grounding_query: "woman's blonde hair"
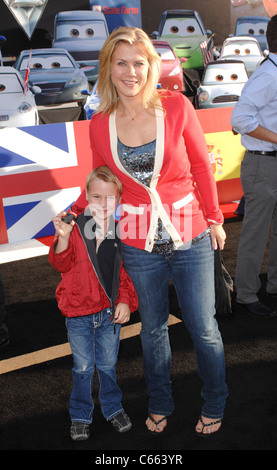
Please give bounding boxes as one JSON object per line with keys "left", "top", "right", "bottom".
{"left": 96, "top": 26, "right": 162, "bottom": 115}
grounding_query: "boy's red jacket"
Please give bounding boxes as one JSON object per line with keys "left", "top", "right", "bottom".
{"left": 48, "top": 213, "right": 138, "bottom": 318}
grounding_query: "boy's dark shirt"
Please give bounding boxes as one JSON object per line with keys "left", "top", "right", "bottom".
{"left": 76, "top": 213, "right": 119, "bottom": 299}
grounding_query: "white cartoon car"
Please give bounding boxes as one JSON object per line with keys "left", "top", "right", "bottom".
{"left": 0, "top": 66, "right": 40, "bottom": 128}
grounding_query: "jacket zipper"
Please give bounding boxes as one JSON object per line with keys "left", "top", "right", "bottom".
{"left": 76, "top": 223, "right": 116, "bottom": 332}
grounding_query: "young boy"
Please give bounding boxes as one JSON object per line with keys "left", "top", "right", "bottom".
{"left": 49, "top": 166, "right": 138, "bottom": 441}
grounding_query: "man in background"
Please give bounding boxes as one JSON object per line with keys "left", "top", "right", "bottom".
{"left": 231, "top": 15, "right": 277, "bottom": 318}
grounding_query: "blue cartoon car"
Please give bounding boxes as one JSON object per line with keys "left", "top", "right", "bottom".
{"left": 234, "top": 16, "right": 270, "bottom": 51}
{"left": 52, "top": 10, "right": 109, "bottom": 83}
{"left": 14, "top": 48, "right": 89, "bottom": 106}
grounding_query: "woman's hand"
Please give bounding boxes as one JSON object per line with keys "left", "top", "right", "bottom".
{"left": 210, "top": 224, "right": 226, "bottom": 251}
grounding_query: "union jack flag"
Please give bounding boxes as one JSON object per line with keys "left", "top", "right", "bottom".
{"left": 200, "top": 35, "right": 215, "bottom": 67}
{"left": 0, "top": 121, "right": 92, "bottom": 244}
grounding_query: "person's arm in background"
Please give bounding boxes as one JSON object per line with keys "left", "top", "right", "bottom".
{"left": 246, "top": 125, "right": 277, "bottom": 143}
{"left": 231, "top": 71, "right": 276, "bottom": 141}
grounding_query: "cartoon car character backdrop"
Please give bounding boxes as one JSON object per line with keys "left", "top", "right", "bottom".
{"left": 152, "top": 10, "right": 214, "bottom": 70}
{"left": 234, "top": 16, "right": 270, "bottom": 50}
{"left": 89, "top": 0, "right": 142, "bottom": 32}
{"left": 52, "top": 10, "right": 109, "bottom": 83}
{"left": 14, "top": 48, "right": 90, "bottom": 105}
{"left": 219, "top": 36, "right": 265, "bottom": 75}
{"left": 196, "top": 59, "right": 248, "bottom": 109}
{"left": 230, "top": 0, "right": 276, "bottom": 49}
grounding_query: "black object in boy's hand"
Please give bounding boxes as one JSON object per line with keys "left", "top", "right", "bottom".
{"left": 62, "top": 211, "right": 77, "bottom": 224}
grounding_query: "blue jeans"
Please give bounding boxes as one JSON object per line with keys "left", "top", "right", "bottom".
{"left": 121, "top": 235, "right": 228, "bottom": 419}
{"left": 66, "top": 309, "right": 123, "bottom": 424}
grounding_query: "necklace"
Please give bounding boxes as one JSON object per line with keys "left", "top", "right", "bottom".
{"left": 126, "top": 110, "right": 136, "bottom": 121}
{"left": 124, "top": 106, "right": 142, "bottom": 121}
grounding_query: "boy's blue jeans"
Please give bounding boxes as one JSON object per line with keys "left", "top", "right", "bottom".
{"left": 121, "top": 235, "right": 228, "bottom": 420}
{"left": 66, "top": 309, "right": 124, "bottom": 424}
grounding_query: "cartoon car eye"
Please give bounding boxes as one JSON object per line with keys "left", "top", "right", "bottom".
{"left": 33, "top": 63, "right": 42, "bottom": 68}
{"left": 170, "top": 26, "right": 179, "bottom": 34}
{"left": 70, "top": 28, "right": 79, "bottom": 38}
{"left": 162, "top": 17, "right": 202, "bottom": 37}
{"left": 248, "top": 29, "right": 254, "bottom": 35}
{"left": 216, "top": 75, "right": 224, "bottom": 81}
{"left": 258, "top": 29, "right": 265, "bottom": 35}
{"left": 51, "top": 62, "right": 61, "bottom": 68}
{"left": 230, "top": 74, "right": 238, "bottom": 81}
{"left": 86, "top": 28, "right": 94, "bottom": 37}
{"left": 187, "top": 25, "right": 195, "bottom": 33}
{"left": 0, "top": 84, "right": 5, "bottom": 92}
{"left": 234, "top": 49, "right": 241, "bottom": 55}
{"left": 245, "top": 48, "right": 251, "bottom": 55}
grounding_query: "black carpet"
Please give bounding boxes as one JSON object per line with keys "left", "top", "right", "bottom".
{"left": 1, "top": 217, "right": 277, "bottom": 451}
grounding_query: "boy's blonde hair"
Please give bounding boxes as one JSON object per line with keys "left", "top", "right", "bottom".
{"left": 85, "top": 165, "right": 123, "bottom": 195}
{"left": 96, "top": 26, "right": 162, "bottom": 115}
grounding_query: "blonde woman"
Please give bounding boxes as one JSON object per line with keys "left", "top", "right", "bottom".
{"left": 73, "top": 26, "right": 228, "bottom": 437}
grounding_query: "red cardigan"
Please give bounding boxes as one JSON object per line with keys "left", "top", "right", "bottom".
{"left": 73, "top": 91, "right": 223, "bottom": 251}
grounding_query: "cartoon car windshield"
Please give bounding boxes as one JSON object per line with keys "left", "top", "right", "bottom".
{"left": 161, "top": 17, "right": 203, "bottom": 37}
{"left": 154, "top": 45, "right": 176, "bottom": 61}
{"left": 55, "top": 20, "right": 107, "bottom": 41}
{"left": 222, "top": 40, "right": 261, "bottom": 57}
{"left": 19, "top": 53, "right": 74, "bottom": 70}
{"left": 203, "top": 63, "right": 248, "bottom": 85}
{"left": 236, "top": 21, "right": 267, "bottom": 37}
{"left": 0, "top": 73, "right": 23, "bottom": 93}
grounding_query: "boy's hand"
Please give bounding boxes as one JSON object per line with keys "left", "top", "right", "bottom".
{"left": 52, "top": 212, "right": 75, "bottom": 253}
{"left": 52, "top": 211, "right": 75, "bottom": 239}
{"left": 114, "top": 303, "right": 130, "bottom": 324}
